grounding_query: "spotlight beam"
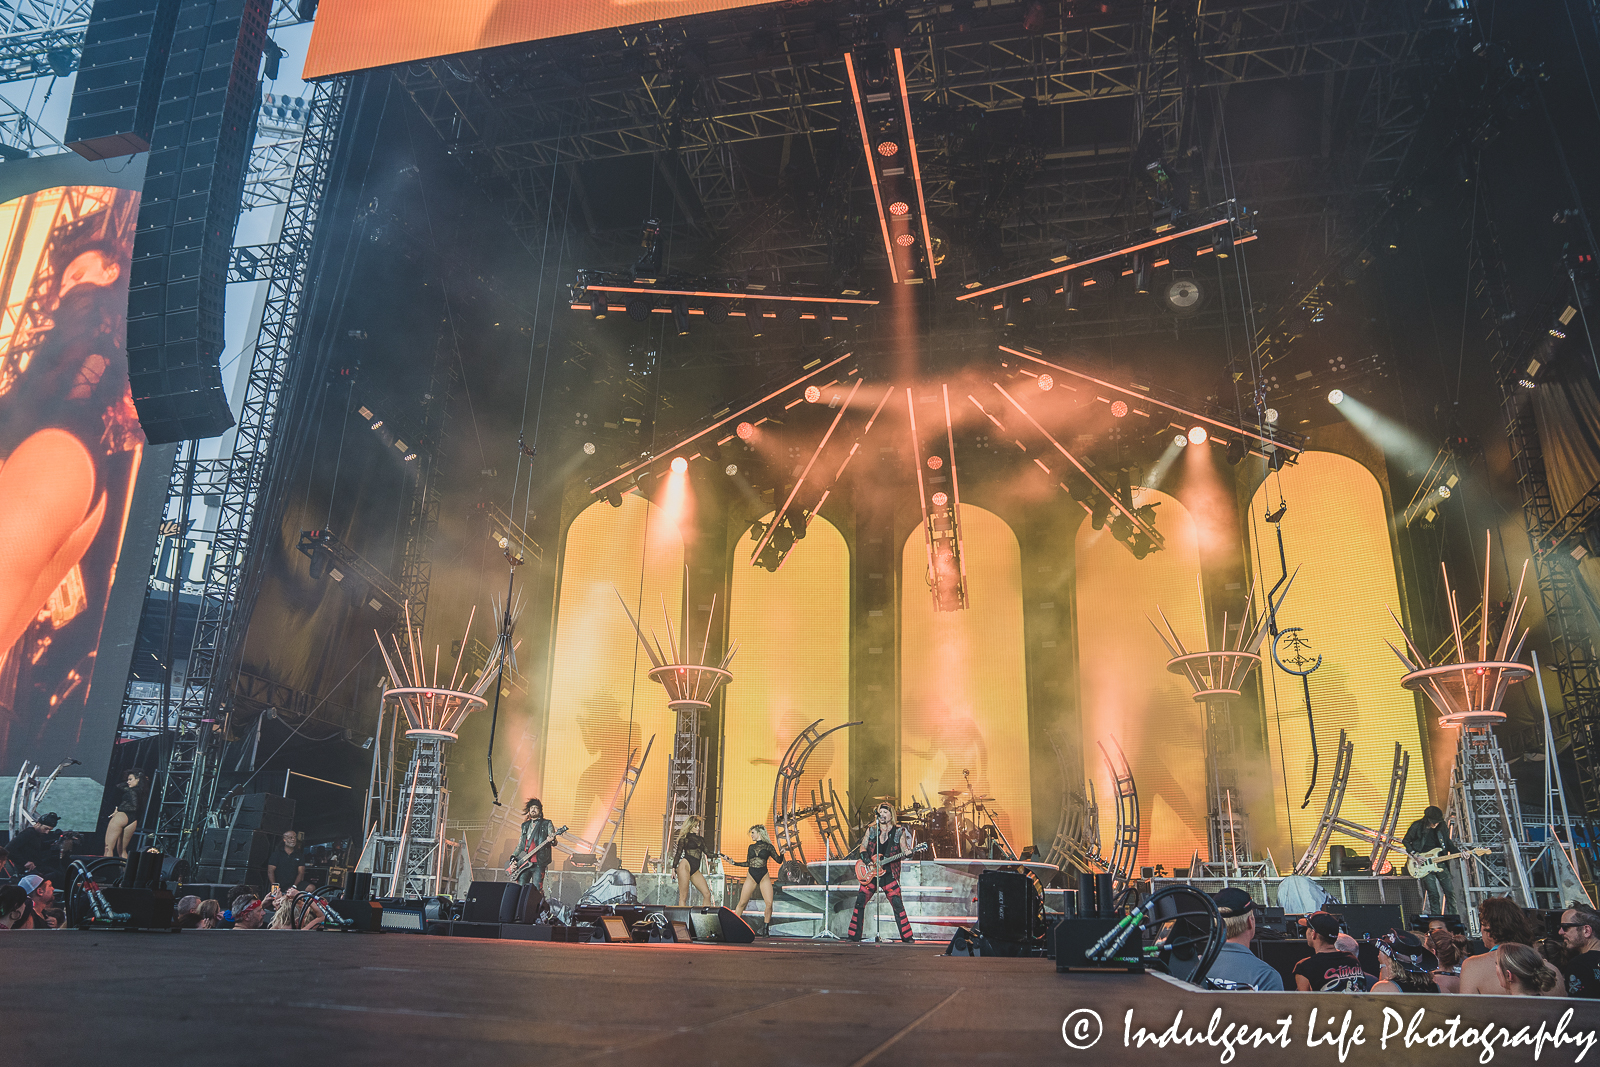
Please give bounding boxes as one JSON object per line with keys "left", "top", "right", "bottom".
{"left": 590, "top": 351, "right": 854, "bottom": 495}
{"left": 993, "top": 382, "right": 1164, "bottom": 547}
{"left": 749, "top": 376, "right": 864, "bottom": 566}
{"left": 1001, "top": 346, "right": 1302, "bottom": 457}
{"left": 811, "top": 383, "right": 896, "bottom": 518}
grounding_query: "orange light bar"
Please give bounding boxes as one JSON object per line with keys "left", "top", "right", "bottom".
{"left": 956, "top": 216, "right": 1233, "bottom": 302}
{"left": 750, "top": 376, "right": 865, "bottom": 565}
{"left": 844, "top": 51, "right": 899, "bottom": 284}
{"left": 999, "top": 345, "right": 1300, "bottom": 454}
{"left": 585, "top": 285, "right": 877, "bottom": 306}
{"left": 589, "top": 351, "right": 855, "bottom": 495}
{"left": 894, "top": 47, "right": 936, "bottom": 282}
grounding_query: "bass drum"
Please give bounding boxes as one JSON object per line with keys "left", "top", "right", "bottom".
{"left": 924, "top": 810, "right": 962, "bottom": 859}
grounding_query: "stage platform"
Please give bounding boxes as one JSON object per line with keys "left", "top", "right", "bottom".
{"left": 8, "top": 929, "right": 1595, "bottom": 1067}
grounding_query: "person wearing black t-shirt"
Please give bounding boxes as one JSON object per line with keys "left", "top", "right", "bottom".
{"left": 1559, "top": 906, "right": 1600, "bottom": 997}
{"left": 731, "top": 824, "right": 782, "bottom": 931}
{"left": 1402, "top": 805, "right": 1463, "bottom": 918}
{"left": 266, "top": 830, "right": 305, "bottom": 892}
{"left": 1292, "top": 912, "right": 1374, "bottom": 992}
{"left": 673, "top": 816, "right": 713, "bottom": 907}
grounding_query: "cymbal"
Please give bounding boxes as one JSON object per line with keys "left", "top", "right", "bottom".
{"left": 872, "top": 795, "right": 898, "bottom": 802}
{"left": 937, "top": 789, "right": 969, "bottom": 797}
{"left": 969, "top": 796, "right": 996, "bottom": 803}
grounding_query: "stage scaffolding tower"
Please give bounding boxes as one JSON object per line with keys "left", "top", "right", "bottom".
{"left": 118, "top": 75, "right": 351, "bottom": 859}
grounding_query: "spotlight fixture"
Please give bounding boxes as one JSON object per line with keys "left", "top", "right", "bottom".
{"left": 1063, "top": 277, "right": 1079, "bottom": 312}
{"left": 626, "top": 297, "right": 652, "bottom": 322}
{"left": 1133, "top": 255, "right": 1149, "bottom": 295}
{"left": 705, "top": 300, "right": 730, "bottom": 324}
{"left": 583, "top": 442, "right": 597, "bottom": 455}
{"left": 1212, "top": 231, "right": 1233, "bottom": 259}
{"left": 1518, "top": 378, "right": 1537, "bottom": 390}
{"left": 1264, "top": 407, "right": 1279, "bottom": 424}
{"left": 370, "top": 419, "right": 383, "bottom": 429}
{"left": 1174, "top": 433, "right": 1189, "bottom": 448}
{"left": 590, "top": 293, "right": 607, "bottom": 320}
{"left": 402, "top": 452, "right": 417, "bottom": 462}
{"left": 932, "top": 491, "right": 949, "bottom": 507}
{"left": 889, "top": 201, "right": 909, "bottom": 216}
{"left": 926, "top": 455, "right": 943, "bottom": 470}
{"left": 724, "top": 463, "right": 738, "bottom": 476}
{"left": 670, "top": 456, "right": 688, "bottom": 474}
{"left": 1187, "top": 425, "right": 1208, "bottom": 446}
{"left": 605, "top": 487, "right": 624, "bottom": 508}
{"left": 1037, "top": 374, "right": 1054, "bottom": 391}
{"left": 804, "top": 385, "right": 822, "bottom": 403}
{"left": 671, "top": 296, "right": 691, "bottom": 336}
{"left": 777, "top": 303, "right": 801, "bottom": 327}
{"left": 1225, "top": 438, "right": 1247, "bottom": 466}
{"left": 1002, "top": 291, "right": 1019, "bottom": 328}
{"left": 1437, "top": 485, "right": 1452, "bottom": 500}
{"left": 1328, "top": 389, "right": 1345, "bottom": 405}
{"left": 1110, "top": 400, "right": 1128, "bottom": 418}
{"left": 736, "top": 421, "right": 756, "bottom": 441}
{"left": 877, "top": 141, "right": 899, "bottom": 157}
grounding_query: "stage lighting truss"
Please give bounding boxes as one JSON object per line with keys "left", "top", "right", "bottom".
{"left": 906, "top": 384, "right": 968, "bottom": 611}
{"left": 997, "top": 345, "right": 1308, "bottom": 464}
{"left": 1400, "top": 446, "right": 1464, "bottom": 528}
{"left": 845, "top": 45, "right": 935, "bottom": 285}
{"left": 297, "top": 529, "right": 409, "bottom": 622}
{"left": 568, "top": 271, "right": 877, "bottom": 329}
{"left": 957, "top": 200, "right": 1256, "bottom": 307}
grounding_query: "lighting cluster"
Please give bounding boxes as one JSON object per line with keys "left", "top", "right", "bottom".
{"left": 1519, "top": 303, "right": 1580, "bottom": 387}
{"left": 1062, "top": 470, "right": 1161, "bottom": 560}
{"left": 570, "top": 270, "right": 875, "bottom": 337}
{"left": 747, "top": 512, "right": 808, "bottom": 572}
{"left": 844, "top": 45, "right": 936, "bottom": 285}
{"left": 356, "top": 404, "right": 417, "bottom": 461}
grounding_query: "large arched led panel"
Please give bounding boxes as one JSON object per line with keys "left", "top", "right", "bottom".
{"left": 1248, "top": 451, "right": 1423, "bottom": 866}
{"left": 900, "top": 504, "right": 1031, "bottom": 851}
{"left": 1075, "top": 488, "right": 1208, "bottom": 871}
{"left": 722, "top": 512, "right": 850, "bottom": 860}
{"left": 544, "top": 493, "right": 683, "bottom": 869}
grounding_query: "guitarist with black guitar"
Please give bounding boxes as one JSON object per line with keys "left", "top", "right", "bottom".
{"left": 1402, "top": 805, "right": 1466, "bottom": 919}
{"left": 510, "top": 798, "right": 557, "bottom": 890}
{"left": 846, "top": 803, "right": 926, "bottom": 943}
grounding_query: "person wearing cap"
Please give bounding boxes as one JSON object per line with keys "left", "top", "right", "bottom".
{"left": 14, "top": 874, "right": 57, "bottom": 929}
{"left": 1402, "top": 805, "right": 1463, "bottom": 919}
{"left": 1371, "top": 931, "right": 1439, "bottom": 993}
{"left": 1204, "top": 888, "right": 1284, "bottom": 990}
{"left": 9, "top": 812, "right": 64, "bottom": 881}
{"left": 0, "top": 883, "right": 30, "bottom": 928}
{"left": 1293, "top": 911, "right": 1373, "bottom": 991}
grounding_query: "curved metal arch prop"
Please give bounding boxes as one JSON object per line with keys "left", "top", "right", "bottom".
{"left": 770, "top": 718, "right": 861, "bottom": 867}
{"left": 1098, "top": 737, "right": 1141, "bottom": 894}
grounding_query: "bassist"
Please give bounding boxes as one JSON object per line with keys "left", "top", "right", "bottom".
{"left": 511, "top": 798, "right": 555, "bottom": 890}
{"left": 847, "top": 803, "right": 916, "bottom": 943}
{"left": 1402, "top": 805, "right": 1462, "bottom": 918}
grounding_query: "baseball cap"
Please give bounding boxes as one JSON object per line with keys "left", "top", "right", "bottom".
{"left": 1212, "top": 887, "right": 1256, "bottom": 917}
{"left": 36, "top": 812, "right": 59, "bottom": 827}
{"left": 1306, "top": 911, "right": 1342, "bottom": 937}
{"left": 1382, "top": 930, "right": 1438, "bottom": 970}
{"left": 18, "top": 873, "right": 44, "bottom": 895}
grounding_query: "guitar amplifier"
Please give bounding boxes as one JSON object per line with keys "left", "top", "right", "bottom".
{"left": 1326, "top": 903, "right": 1404, "bottom": 939}
{"left": 978, "top": 869, "right": 1042, "bottom": 945}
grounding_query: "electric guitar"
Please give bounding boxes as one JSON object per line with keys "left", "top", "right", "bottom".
{"left": 855, "top": 842, "right": 930, "bottom": 883}
{"left": 507, "top": 824, "right": 568, "bottom": 880}
{"left": 1406, "top": 846, "right": 1490, "bottom": 879}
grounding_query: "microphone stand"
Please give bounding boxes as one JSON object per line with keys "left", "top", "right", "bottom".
{"left": 814, "top": 835, "right": 841, "bottom": 940}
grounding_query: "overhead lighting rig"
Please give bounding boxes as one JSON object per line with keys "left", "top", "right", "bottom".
{"left": 844, "top": 44, "right": 936, "bottom": 285}
{"left": 570, "top": 271, "right": 878, "bottom": 334}
{"left": 297, "top": 529, "right": 408, "bottom": 622}
{"left": 957, "top": 200, "right": 1256, "bottom": 308}
{"left": 907, "top": 385, "right": 968, "bottom": 610}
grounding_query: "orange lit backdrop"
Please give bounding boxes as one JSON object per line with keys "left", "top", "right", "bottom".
{"left": 1076, "top": 488, "right": 1208, "bottom": 871}
{"left": 721, "top": 512, "right": 850, "bottom": 862}
{"left": 900, "top": 504, "right": 1032, "bottom": 851}
{"left": 544, "top": 494, "right": 683, "bottom": 869}
{"left": 1248, "top": 451, "right": 1424, "bottom": 866}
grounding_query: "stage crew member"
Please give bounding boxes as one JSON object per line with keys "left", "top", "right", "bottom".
{"left": 511, "top": 798, "right": 555, "bottom": 890}
{"left": 674, "top": 815, "right": 713, "bottom": 907}
{"left": 732, "top": 824, "right": 782, "bottom": 930}
{"left": 266, "top": 829, "right": 305, "bottom": 893}
{"left": 846, "top": 803, "right": 916, "bottom": 943}
{"left": 1402, "top": 804, "right": 1462, "bottom": 918}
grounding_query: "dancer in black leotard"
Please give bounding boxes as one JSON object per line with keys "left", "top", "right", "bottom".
{"left": 673, "top": 816, "right": 712, "bottom": 907}
{"left": 103, "top": 769, "right": 144, "bottom": 858}
{"left": 732, "top": 824, "right": 782, "bottom": 930}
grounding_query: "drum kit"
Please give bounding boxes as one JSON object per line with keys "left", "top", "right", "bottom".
{"left": 858, "top": 787, "right": 1012, "bottom": 860}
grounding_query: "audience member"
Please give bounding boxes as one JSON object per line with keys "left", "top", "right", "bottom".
{"left": 197, "top": 899, "right": 222, "bottom": 929}
{"left": 1203, "top": 888, "right": 1284, "bottom": 990}
{"left": 1459, "top": 897, "right": 1561, "bottom": 995}
{"left": 14, "top": 874, "right": 56, "bottom": 929}
{"left": 0, "top": 845, "right": 18, "bottom": 883}
{"left": 230, "top": 897, "right": 266, "bottom": 930}
{"left": 1293, "top": 912, "right": 1373, "bottom": 991}
{"left": 1559, "top": 907, "right": 1600, "bottom": 997}
{"left": 267, "top": 887, "right": 326, "bottom": 930}
{"left": 1334, "top": 933, "right": 1363, "bottom": 961}
{"left": 1499, "top": 942, "right": 1561, "bottom": 995}
{"left": 1427, "top": 928, "right": 1462, "bottom": 992}
{"left": 0, "top": 884, "right": 28, "bottom": 928}
{"left": 173, "top": 894, "right": 202, "bottom": 929}
{"left": 1371, "top": 932, "right": 1439, "bottom": 993}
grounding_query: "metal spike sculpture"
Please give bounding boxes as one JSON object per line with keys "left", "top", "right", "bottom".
{"left": 615, "top": 588, "right": 736, "bottom": 861}
{"left": 1386, "top": 531, "right": 1532, "bottom": 728}
{"left": 366, "top": 603, "right": 513, "bottom": 898}
{"left": 1149, "top": 575, "right": 1294, "bottom": 870}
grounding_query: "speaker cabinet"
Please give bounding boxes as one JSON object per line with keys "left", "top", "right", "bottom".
{"left": 463, "top": 880, "right": 509, "bottom": 924}
{"left": 1326, "top": 903, "right": 1404, "bottom": 939}
{"left": 65, "top": 0, "right": 183, "bottom": 159}
{"left": 978, "top": 869, "right": 1042, "bottom": 945}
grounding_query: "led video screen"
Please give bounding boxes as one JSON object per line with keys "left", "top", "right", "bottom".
{"left": 0, "top": 185, "right": 146, "bottom": 780}
{"left": 304, "top": 0, "right": 784, "bottom": 79}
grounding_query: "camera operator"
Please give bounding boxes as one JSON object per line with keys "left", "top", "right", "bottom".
{"left": 9, "top": 813, "right": 72, "bottom": 885}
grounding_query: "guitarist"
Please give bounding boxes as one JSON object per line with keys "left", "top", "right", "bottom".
{"left": 846, "top": 803, "right": 916, "bottom": 943}
{"left": 511, "top": 798, "right": 555, "bottom": 890}
{"left": 1402, "top": 805, "right": 1462, "bottom": 919}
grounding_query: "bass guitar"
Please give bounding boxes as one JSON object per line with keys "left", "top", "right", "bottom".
{"left": 1406, "top": 845, "right": 1490, "bottom": 879}
{"left": 507, "top": 824, "right": 568, "bottom": 880}
{"left": 855, "top": 842, "right": 929, "bottom": 883}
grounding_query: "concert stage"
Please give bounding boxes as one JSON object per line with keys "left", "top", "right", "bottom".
{"left": 9, "top": 932, "right": 1597, "bottom": 1067}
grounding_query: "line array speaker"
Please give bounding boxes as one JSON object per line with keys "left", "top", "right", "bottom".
{"left": 66, "top": 0, "right": 184, "bottom": 160}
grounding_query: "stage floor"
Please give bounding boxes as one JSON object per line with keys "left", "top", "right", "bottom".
{"left": 9, "top": 930, "right": 1599, "bottom": 1066}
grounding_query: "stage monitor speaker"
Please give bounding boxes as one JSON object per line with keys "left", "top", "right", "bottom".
{"left": 1327, "top": 903, "right": 1404, "bottom": 939}
{"left": 512, "top": 884, "right": 544, "bottom": 925}
{"left": 463, "top": 880, "right": 508, "bottom": 924}
{"left": 497, "top": 882, "right": 523, "bottom": 925}
{"left": 1054, "top": 917, "right": 1143, "bottom": 972}
{"left": 65, "top": 0, "right": 183, "bottom": 160}
{"left": 663, "top": 905, "right": 755, "bottom": 943}
{"left": 125, "top": 0, "right": 271, "bottom": 443}
{"left": 978, "top": 869, "right": 1042, "bottom": 945}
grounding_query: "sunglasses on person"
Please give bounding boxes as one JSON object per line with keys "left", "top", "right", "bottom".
{"left": 1559, "top": 922, "right": 1587, "bottom": 931}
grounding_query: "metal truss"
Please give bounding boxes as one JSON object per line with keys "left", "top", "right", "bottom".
{"left": 0, "top": 2, "right": 90, "bottom": 85}
{"left": 243, "top": 95, "right": 309, "bottom": 210}
{"left": 133, "top": 76, "right": 351, "bottom": 859}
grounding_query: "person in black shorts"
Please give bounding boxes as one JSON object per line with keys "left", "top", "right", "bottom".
{"left": 732, "top": 824, "right": 782, "bottom": 931}
{"left": 104, "top": 769, "right": 145, "bottom": 858}
{"left": 673, "top": 816, "right": 712, "bottom": 907}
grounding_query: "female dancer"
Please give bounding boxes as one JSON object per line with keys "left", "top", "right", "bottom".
{"left": 673, "top": 815, "right": 713, "bottom": 907}
{"left": 732, "top": 824, "right": 781, "bottom": 930}
{"left": 104, "top": 768, "right": 144, "bottom": 858}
